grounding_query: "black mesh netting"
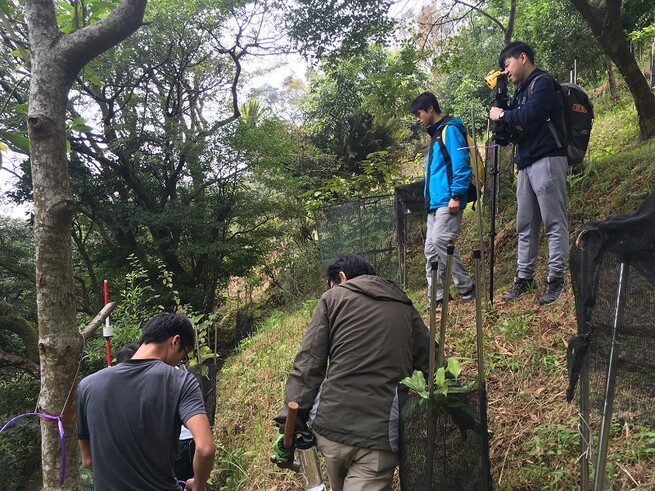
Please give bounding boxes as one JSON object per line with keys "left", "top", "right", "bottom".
{"left": 395, "top": 180, "right": 427, "bottom": 289}
{"left": 567, "top": 191, "right": 655, "bottom": 486}
{"left": 568, "top": 191, "right": 655, "bottom": 420}
{"left": 398, "top": 386, "right": 492, "bottom": 491}
{"left": 314, "top": 195, "right": 398, "bottom": 279}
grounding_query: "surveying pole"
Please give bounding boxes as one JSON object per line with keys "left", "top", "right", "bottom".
{"left": 103, "top": 280, "right": 113, "bottom": 366}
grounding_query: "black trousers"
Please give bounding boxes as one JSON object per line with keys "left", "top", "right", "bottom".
{"left": 175, "top": 438, "right": 195, "bottom": 481}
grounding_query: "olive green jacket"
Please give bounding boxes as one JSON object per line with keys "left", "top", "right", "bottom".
{"left": 275, "top": 275, "right": 431, "bottom": 452}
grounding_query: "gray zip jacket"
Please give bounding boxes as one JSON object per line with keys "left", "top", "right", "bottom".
{"left": 275, "top": 275, "right": 431, "bottom": 452}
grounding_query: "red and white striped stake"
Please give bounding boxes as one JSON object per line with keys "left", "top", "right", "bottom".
{"left": 103, "top": 280, "right": 113, "bottom": 367}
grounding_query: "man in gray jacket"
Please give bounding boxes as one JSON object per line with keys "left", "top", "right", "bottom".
{"left": 274, "top": 254, "right": 432, "bottom": 491}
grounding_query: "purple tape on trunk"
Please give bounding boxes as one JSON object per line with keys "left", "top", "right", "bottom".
{"left": 1, "top": 412, "right": 67, "bottom": 486}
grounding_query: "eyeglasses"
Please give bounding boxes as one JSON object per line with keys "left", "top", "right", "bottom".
{"left": 178, "top": 344, "right": 189, "bottom": 366}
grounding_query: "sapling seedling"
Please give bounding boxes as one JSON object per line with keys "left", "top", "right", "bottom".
{"left": 401, "top": 357, "right": 475, "bottom": 402}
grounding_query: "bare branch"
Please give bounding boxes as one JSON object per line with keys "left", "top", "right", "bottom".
{"left": 453, "top": 0, "right": 506, "bottom": 32}
{"left": 0, "top": 10, "right": 31, "bottom": 63}
{"left": 81, "top": 302, "right": 117, "bottom": 340}
{"left": 0, "top": 349, "right": 39, "bottom": 378}
{"left": 420, "top": 0, "right": 509, "bottom": 50}
{"left": 0, "top": 255, "right": 36, "bottom": 283}
{"left": 25, "top": 0, "right": 147, "bottom": 81}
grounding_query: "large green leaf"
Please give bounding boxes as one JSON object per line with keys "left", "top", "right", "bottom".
{"left": 0, "top": 131, "right": 29, "bottom": 154}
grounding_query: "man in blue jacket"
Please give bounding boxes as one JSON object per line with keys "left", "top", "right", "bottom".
{"left": 410, "top": 91, "right": 475, "bottom": 305}
{"left": 489, "top": 42, "right": 568, "bottom": 305}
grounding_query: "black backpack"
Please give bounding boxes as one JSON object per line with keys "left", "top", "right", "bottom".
{"left": 529, "top": 75, "right": 594, "bottom": 169}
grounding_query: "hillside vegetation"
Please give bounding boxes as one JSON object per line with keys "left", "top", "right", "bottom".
{"left": 212, "top": 88, "right": 655, "bottom": 490}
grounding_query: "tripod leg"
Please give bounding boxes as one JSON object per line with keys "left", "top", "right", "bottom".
{"left": 474, "top": 249, "right": 493, "bottom": 490}
{"left": 470, "top": 108, "right": 487, "bottom": 304}
{"left": 489, "top": 142, "right": 500, "bottom": 305}
{"left": 592, "top": 255, "right": 630, "bottom": 491}
{"left": 426, "top": 261, "right": 438, "bottom": 491}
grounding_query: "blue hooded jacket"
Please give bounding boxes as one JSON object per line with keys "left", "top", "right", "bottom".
{"left": 424, "top": 116, "right": 472, "bottom": 212}
{"left": 502, "top": 68, "right": 566, "bottom": 169}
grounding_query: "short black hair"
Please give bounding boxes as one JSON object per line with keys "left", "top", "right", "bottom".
{"left": 116, "top": 342, "right": 140, "bottom": 363}
{"left": 140, "top": 313, "right": 195, "bottom": 350}
{"left": 499, "top": 41, "right": 535, "bottom": 69}
{"left": 326, "top": 254, "right": 376, "bottom": 288}
{"left": 410, "top": 91, "right": 441, "bottom": 115}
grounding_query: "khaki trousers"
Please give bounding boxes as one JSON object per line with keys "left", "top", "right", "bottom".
{"left": 315, "top": 432, "right": 398, "bottom": 491}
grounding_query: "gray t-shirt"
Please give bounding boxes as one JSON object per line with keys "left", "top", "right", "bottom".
{"left": 78, "top": 358, "right": 206, "bottom": 490}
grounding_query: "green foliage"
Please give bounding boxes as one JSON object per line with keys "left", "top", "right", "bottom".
{"left": 0, "top": 369, "right": 39, "bottom": 416}
{"left": 213, "top": 302, "right": 317, "bottom": 487}
{"left": 400, "top": 357, "right": 475, "bottom": 401}
{"left": 55, "top": 0, "right": 120, "bottom": 33}
{"left": 186, "top": 311, "right": 219, "bottom": 368}
{"left": 623, "top": 0, "right": 655, "bottom": 33}
{"left": 214, "top": 444, "right": 255, "bottom": 491}
{"left": 515, "top": 0, "right": 605, "bottom": 83}
{"left": 0, "top": 417, "right": 41, "bottom": 490}
{"left": 109, "top": 255, "right": 165, "bottom": 339}
{"left": 630, "top": 429, "right": 655, "bottom": 459}
{"left": 520, "top": 420, "right": 578, "bottom": 488}
{"left": 630, "top": 24, "right": 655, "bottom": 44}
{"left": 81, "top": 254, "right": 219, "bottom": 369}
{"left": 301, "top": 43, "right": 428, "bottom": 204}
{"left": 0, "top": 129, "right": 29, "bottom": 154}
{"left": 0, "top": 217, "right": 35, "bottom": 321}
{"left": 283, "top": 0, "right": 395, "bottom": 59}
{"left": 43, "top": 4, "right": 314, "bottom": 313}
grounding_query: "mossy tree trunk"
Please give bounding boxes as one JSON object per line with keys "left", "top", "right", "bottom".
{"left": 570, "top": 0, "right": 655, "bottom": 139}
{"left": 23, "top": 1, "right": 147, "bottom": 488}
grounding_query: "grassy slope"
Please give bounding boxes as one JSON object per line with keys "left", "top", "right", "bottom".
{"left": 212, "top": 91, "right": 655, "bottom": 490}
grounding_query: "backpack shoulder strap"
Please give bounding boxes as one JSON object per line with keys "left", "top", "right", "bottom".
{"left": 528, "top": 72, "right": 561, "bottom": 96}
{"left": 528, "top": 72, "right": 564, "bottom": 149}
{"left": 436, "top": 125, "right": 453, "bottom": 191}
{"left": 437, "top": 119, "right": 467, "bottom": 191}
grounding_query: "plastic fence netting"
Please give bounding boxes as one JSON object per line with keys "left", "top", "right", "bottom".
{"left": 314, "top": 195, "right": 398, "bottom": 280}
{"left": 398, "top": 387, "right": 492, "bottom": 491}
{"left": 568, "top": 191, "right": 655, "bottom": 485}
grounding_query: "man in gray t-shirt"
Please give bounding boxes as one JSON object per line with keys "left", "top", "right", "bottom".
{"left": 78, "top": 313, "right": 216, "bottom": 491}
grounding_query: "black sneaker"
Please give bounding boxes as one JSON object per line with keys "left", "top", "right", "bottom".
{"left": 460, "top": 283, "right": 476, "bottom": 303}
{"left": 501, "top": 277, "right": 536, "bottom": 302}
{"left": 539, "top": 276, "right": 566, "bottom": 305}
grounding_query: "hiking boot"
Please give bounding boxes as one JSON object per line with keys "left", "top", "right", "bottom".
{"left": 460, "top": 283, "right": 476, "bottom": 303}
{"left": 539, "top": 276, "right": 566, "bottom": 305}
{"left": 501, "top": 277, "right": 536, "bottom": 302}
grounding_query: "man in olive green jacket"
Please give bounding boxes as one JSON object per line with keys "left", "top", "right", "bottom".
{"left": 274, "top": 254, "right": 431, "bottom": 491}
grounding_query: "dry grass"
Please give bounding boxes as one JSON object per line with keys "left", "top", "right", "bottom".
{"left": 212, "top": 284, "right": 655, "bottom": 490}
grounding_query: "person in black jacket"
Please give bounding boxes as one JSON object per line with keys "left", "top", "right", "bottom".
{"left": 489, "top": 42, "right": 568, "bottom": 305}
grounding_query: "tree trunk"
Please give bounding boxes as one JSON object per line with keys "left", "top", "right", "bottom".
{"left": 608, "top": 58, "right": 618, "bottom": 104}
{"left": 570, "top": 0, "right": 655, "bottom": 139}
{"left": 28, "top": 12, "right": 82, "bottom": 487}
{"left": 504, "top": 0, "right": 516, "bottom": 46}
{"left": 23, "top": 1, "right": 147, "bottom": 488}
{"left": 650, "top": 39, "right": 655, "bottom": 89}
